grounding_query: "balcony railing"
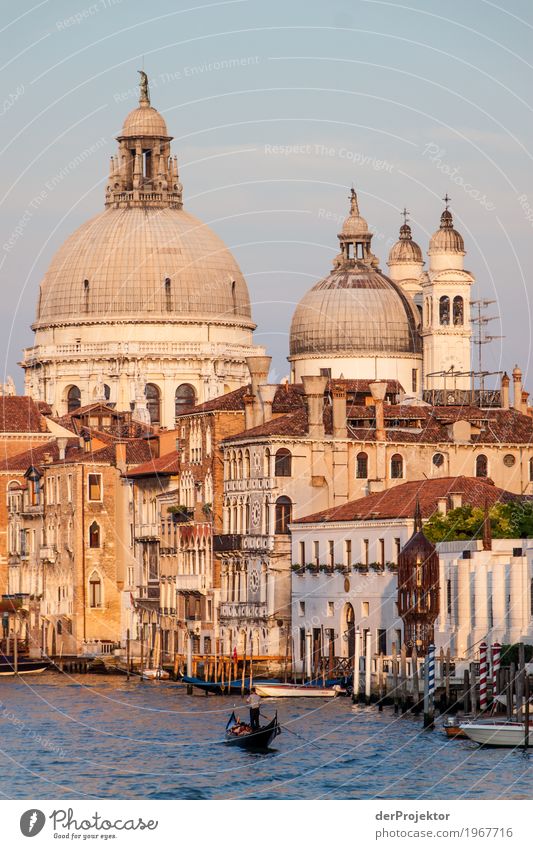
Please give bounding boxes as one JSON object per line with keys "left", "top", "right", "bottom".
{"left": 39, "top": 545, "right": 57, "bottom": 563}
{"left": 220, "top": 601, "right": 267, "bottom": 619}
{"left": 21, "top": 503, "right": 44, "bottom": 516}
{"left": 213, "top": 534, "right": 243, "bottom": 552}
{"left": 175, "top": 574, "right": 208, "bottom": 592}
{"left": 135, "top": 523, "right": 159, "bottom": 540}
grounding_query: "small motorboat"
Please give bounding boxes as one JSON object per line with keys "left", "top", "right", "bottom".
{"left": 142, "top": 668, "right": 170, "bottom": 680}
{"left": 442, "top": 714, "right": 473, "bottom": 739}
{"left": 0, "top": 657, "right": 50, "bottom": 676}
{"left": 225, "top": 711, "right": 281, "bottom": 749}
{"left": 254, "top": 682, "right": 345, "bottom": 698}
{"left": 461, "top": 719, "right": 533, "bottom": 748}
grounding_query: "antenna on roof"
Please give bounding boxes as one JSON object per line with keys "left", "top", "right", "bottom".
{"left": 470, "top": 299, "right": 504, "bottom": 399}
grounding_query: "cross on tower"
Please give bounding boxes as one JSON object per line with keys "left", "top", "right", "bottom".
{"left": 401, "top": 207, "right": 410, "bottom": 225}
{"left": 443, "top": 193, "right": 451, "bottom": 210}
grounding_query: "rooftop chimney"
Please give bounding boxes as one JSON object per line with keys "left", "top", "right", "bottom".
{"left": 521, "top": 389, "right": 529, "bottom": 415}
{"left": 246, "top": 356, "right": 272, "bottom": 427}
{"left": 258, "top": 384, "right": 277, "bottom": 423}
{"left": 301, "top": 375, "right": 328, "bottom": 438}
{"left": 369, "top": 381, "right": 387, "bottom": 441}
{"left": 243, "top": 394, "right": 255, "bottom": 431}
{"left": 450, "top": 492, "right": 463, "bottom": 509}
{"left": 115, "top": 441, "right": 127, "bottom": 470}
{"left": 331, "top": 382, "right": 347, "bottom": 438}
{"left": 56, "top": 437, "right": 68, "bottom": 461}
{"left": 437, "top": 497, "right": 448, "bottom": 516}
{"left": 512, "top": 365, "right": 522, "bottom": 411}
{"left": 501, "top": 372, "right": 510, "bottom": 410}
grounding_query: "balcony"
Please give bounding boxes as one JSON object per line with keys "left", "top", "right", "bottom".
{"left": 21, "top": 503, "right": 44, "bottom": 517}
{"left": 39, "top": 545, "right": 57, "bottom": 563}
{"left": 213, "top": 534, "right": 273, "bottom": 553}
{"left": 135, "top": 523, "right": 159, "bottom": 540}
{"left": 175, "top": 574, "right": 208, "bottom": 593}
{"left": 213, "top": 534, "right": 243, "bottom": 552}
{"left": 220, "top": 601, "right": 267, "bottom": 620}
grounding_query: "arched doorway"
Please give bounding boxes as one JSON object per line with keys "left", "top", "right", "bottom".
{"left": 343, "top": 603, "right": 355, "bottom": 661}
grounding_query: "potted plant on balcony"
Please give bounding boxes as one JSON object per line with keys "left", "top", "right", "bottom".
{"left": 201, "top": 502, "right": 213, "bottom": 520}
{"left": 168, "top": 505, "right": 193, "bottom": 523}
{"left": 352, "top": 562, "right": 369, "bottom": 573}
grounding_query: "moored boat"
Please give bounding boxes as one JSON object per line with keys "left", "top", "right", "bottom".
{"left": 0, "top": 657, "right": 50, "bottom": 676}
{"left": 461, "top": 719, "right": 533, "bottom": 747}
{"left": 181, "top": 675, "right": 280, "bottom": 695}
{"left": 254, "top": 682, "right": 344, "bottom": 698}
{"left": 142, "top": 668, "right": 170, "bottom": 680}
{"left": 225, "top": 710, "right": 281, "bottom": 749}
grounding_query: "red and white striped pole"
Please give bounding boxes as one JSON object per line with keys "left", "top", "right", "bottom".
{"left": 479, "top": 642, "right": 488, "bottom": 711}
{"left": 491, "top": 642, "right": 501, "bottom": 699}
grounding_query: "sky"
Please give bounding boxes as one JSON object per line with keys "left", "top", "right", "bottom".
{"left": 1, "top": 0, "right": 533, "bottom": 388}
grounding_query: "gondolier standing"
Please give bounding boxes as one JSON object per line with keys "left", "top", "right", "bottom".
{"left": 247, "top": 687, "right": 261, "bottom": 730}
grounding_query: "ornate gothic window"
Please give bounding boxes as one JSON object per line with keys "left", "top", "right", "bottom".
{"left": 453, "top": 296, "right": 464, "bottom": 325}
{"left": 439, "top": 296, "right": 450, "bottom": 326}
{"left": 67, "top": 385, "right": 81, "bottom": 412}
{"left": 89, "top": 521, "right": 100, "bottom": 548}
{"left": 274, "top": 448, "right": 292, "bottom": 477}
{"left": 146, "top": 383, "right": 161, "bottom": 424}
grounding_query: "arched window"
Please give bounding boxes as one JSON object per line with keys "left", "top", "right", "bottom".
{"left": 530, "top": 457, "right": 533, "bottom": 482}
{"left": 145, "top": 384, "right": 161, "bottom": 424}
{"left": 274, "top": 448, "right": 292, "bottom": 477}
{"left": 356, "top": 451, "right": 368, "bottom": 478}
{"left": 67, "top": 385, "right": 81, "bottom": 412}
{"left": 89, "top": 571, "right": 102, "bottom": 608}
{"left": 275, "top": 496, "right": 292, "bottom": 534}
{"left": 237, "top": 451, "right": 243, "bottom": 479}
{"left": 89, "top": 522, "right": 100, "bottom": 548}
{"left": 476, "top": 454, "right": 488, "bottom": 478}
{"left": 453, "top": 296, "right": 464, "bottom": 326}
{"left": 439, "top": 295, "right": 450, "bottom": 326}
{"left": 264, "top": 448, "right": 271, "bottom": 478}
{"left": 244, "top": 450, "right": 251, "bottom": 478}
{"left": 391, "top": 453, "right": 404, "bottom": 479}
{"left": 175, "top": 384, "right": 196, "bottom": 417}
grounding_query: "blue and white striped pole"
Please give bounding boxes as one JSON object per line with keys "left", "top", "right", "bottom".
{"left": 428, "top": 643, "right": 436, "bottom": 698}
{"left": 424, "top": 643, "right": 436, "bottom": 728}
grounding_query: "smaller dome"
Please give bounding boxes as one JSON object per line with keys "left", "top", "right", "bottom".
{"left": 121, "top": 102, "right": 169, "bottom": 138}
{"left": 388, "top": 222, "right": 423, "bottom": 264}
{"left": 429, "top": 206, "right": 465, "bottom": 254}
{"left": 340, "top": 188, "right": 370, "bottom": 238}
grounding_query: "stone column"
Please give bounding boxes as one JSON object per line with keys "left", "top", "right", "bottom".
{"left": 456, "top": 557, "right": 471, "bottom": 657}
{"left": 491, "top": 560, "right": 507, "bottom": 640}
{"left": 473, "top": 555, "right": 489, "bottom": 643}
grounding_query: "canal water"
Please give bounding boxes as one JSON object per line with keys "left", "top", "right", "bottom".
{"left": 0, "top": 673, "right": 531, "bottom": 799}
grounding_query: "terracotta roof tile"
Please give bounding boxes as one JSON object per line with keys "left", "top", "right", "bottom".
{"left": 295, "top": 476, "right": 520, "bottom": 524}
{"left": 0, "top": 396, "right": 45, "bottom": 433}
{"left": 126, "top": 450, "right": 181, "bottom": 478}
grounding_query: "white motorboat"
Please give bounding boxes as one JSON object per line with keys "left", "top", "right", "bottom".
{"left": 254, "top": 683, "right": 344, "bottom": 698}
{"left": 461, "top": 719, "right": 533, "bottom": 747}
{"left": 142, "top": 668, "right": 170, "bottom": 681}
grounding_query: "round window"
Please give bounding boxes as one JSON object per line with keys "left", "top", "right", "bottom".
{"left": 503, "top": 454, "right": 516, "bottom": 467}
{"left": 432, "top": 452, "right": 445, "bottom": 467}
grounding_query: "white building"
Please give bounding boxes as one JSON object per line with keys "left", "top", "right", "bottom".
{"left": 290, "top": 476, "right": 533, "bottom": 666}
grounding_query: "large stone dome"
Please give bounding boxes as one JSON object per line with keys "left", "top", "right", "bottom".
{"left": 35, "top": 206, "right": 253, "bottom": 328}
{"left": 289, "top": 267, "right": 421, "bottom": 357}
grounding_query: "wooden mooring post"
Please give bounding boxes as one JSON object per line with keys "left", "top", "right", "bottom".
{"left": 411, "top": 648, "right": 421, "bottom": 714}
{"left": 364, "top": 632, "right": 372, "bottom": 705}
{"left": 377, "top": 653, "right": 384, "bottom": 711}
{"left": 524, "top": 673, "right": 530, "bottom": 753}
{"left": 463, "top": 669, "right": 470, "bottom": 714}
{"left": 126, "top": 629, "right": 130, "bottom": 681}
{"left": 352, "top": 629, "right": 361, "bottom": 704}
{"left": 400, "top": 643, "right": 408, "bottom": 712}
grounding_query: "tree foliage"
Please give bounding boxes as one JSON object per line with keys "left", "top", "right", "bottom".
{"left": 422, "top": 500, "right": 533, "bottom": 543}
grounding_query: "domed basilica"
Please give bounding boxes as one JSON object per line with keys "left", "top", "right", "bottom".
{"left": 23, "top": 74, "right": 474, "bottom": 422}
{"left": 22, "top": 74, "right": 264, "bottom": 428}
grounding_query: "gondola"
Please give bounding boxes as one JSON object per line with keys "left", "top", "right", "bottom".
{"left": 225, "top": 710, "right": 281, "bottom": 749}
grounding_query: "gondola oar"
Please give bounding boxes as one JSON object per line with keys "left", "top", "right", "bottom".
{"left": 260, "top": 711, "right": 321, "bottom": 749}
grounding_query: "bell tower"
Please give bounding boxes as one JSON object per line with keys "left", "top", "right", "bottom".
{"left": 421, "top": 198, "right": 474, "bottom": 392}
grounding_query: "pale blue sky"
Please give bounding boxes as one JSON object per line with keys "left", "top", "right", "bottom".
{"left": 1, "top": 0, "right": 533, "bottom": 387}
